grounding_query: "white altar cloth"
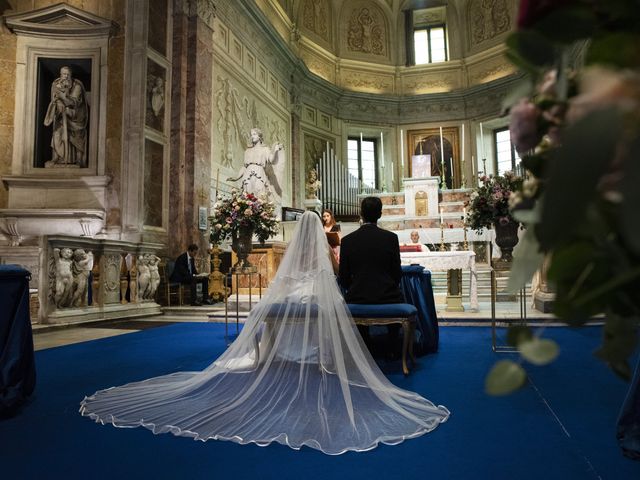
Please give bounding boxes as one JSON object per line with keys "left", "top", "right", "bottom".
{"left": 401, "top": 250, "right": 478, "bottom": 311}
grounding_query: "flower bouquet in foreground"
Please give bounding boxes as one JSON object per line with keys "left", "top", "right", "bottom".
{"left": 485, "top": 0, "right": 640, "bottom": 398}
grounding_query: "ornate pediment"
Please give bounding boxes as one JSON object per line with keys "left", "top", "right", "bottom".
{"left": 3, "top": 2, "right": 118, "bottom": 38}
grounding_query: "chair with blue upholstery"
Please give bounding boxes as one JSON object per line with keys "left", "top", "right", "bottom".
{"left": 347, "top": 303, "right": 418, "bottom": 375}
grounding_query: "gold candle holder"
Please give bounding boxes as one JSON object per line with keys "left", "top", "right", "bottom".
{"left": 208, "top": 245, "right": 229, "bottom": 302}
{"left": 463, "top": 225, "right": 469, "bottom": 250}
{"left": 439, "top": 222, "right": 447, "bottom": 251}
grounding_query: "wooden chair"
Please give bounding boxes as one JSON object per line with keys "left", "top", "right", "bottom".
{"left": 162, "top": 260, "right": 184, "bottom": 306}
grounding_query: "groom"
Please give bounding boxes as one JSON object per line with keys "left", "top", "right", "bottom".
{"left": 338, "top": 197, "right": 404, "bottom": 354}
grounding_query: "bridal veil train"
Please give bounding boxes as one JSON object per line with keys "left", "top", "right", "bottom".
{"left": 80, "top": 211, "right": 449, "bottom": 455}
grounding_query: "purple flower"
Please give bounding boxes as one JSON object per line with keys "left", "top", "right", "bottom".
{"left": 510, "top": 98, "right": 543, "bottom": 154}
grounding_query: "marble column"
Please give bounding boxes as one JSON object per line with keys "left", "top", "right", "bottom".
{"left": 169, "top": 0, "right": 215, "bottom": 259}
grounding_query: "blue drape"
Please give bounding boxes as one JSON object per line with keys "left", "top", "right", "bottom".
{"left": 617, "top": 354, "right": 640, "bottom": 459}
{"left": 400, "top": 265, "right": 439, "bottom": 355}
{"left": 0, "top": 265, "right": 36, "bottom": 416}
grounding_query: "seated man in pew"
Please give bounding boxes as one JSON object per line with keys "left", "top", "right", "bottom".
{"left": 170, "top": 243, "right": 213, "bottom": 306}
{"left": 338, "top": 196, "right": 403, "bottom": 357}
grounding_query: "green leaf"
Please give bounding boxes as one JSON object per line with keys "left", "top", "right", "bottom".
{"left": 521, "top": 153, "right": 547, "bottom": 179}
{"left": 619, "top": 135, "right": 640, "bottom": 255}
{"left": 530, "top": 7, "right": 597, "bottom": 44}
{"left": 508, "top": 228, "right": 544, "bottom": 293}
{"left": 538, "top": 108, "right": 624, "bottom": 250}
{"left": 506, "top": 31, "right": 557, "bottom": 70}
{"left": 587, "top": 33, "right": 640, "bottom": 69}
{"left": 506, "top": 325, "right": 533, "bottom": 347}
{"left": 485, "top": 360, "right": 527, "bottom": 396}
{"left": 594, "top": 314, "right": 639, "bottom": 380}
{"left": 519, "top": 338, "right": 560, "bottom": 366}
{"left": 502, "top": 79, "right": 536, "bottom": 113}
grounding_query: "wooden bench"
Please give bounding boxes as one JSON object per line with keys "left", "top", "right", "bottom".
{"left": 347, "top": 303, "right": 418, "bottom": 375}
{"left": 250, "top": 302, "right": 418, "bottom": 375}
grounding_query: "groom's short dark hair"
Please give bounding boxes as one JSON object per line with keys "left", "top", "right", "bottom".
{"left": 361, "top": 196, "right": 382, "bottom": 223}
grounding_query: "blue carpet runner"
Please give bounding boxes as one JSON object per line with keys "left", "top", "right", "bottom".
{"left": 1, "top": 324, "right": 638, "bottom": 480}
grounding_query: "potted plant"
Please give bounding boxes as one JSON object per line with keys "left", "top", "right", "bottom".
{"left": 210, "top": 190, "right": 279, "bottom": 272}
{"left": 466, "top": 172, "right": 523, "bottom": 262}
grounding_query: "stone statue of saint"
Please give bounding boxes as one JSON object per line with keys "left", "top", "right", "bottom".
{"left": 228, "top": 128, "right": 284, "bottom": 200}
{"left": 43, "top": 66, "right": 89, "bottom": 167}
{"left": 305, "top": 168, "right": 321, "bottom": 199}
{"left": 150, "top": 76, "right": 164, "bottom": 117}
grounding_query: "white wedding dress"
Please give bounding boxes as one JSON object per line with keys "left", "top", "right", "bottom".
{"left": 80, "top": 212, "right": 449, "bottom": 455}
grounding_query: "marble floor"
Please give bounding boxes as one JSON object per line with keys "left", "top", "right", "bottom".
{"left": 32, "top": 298, "right": 565, "bottom": 351}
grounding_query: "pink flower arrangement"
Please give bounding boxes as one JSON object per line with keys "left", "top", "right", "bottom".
{"left": 210, "top": 190, "right": 279, "bottom": 245}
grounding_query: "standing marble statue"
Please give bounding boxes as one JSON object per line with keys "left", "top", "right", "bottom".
{"left": 53, "top": 247, "right": 74, "bottom": 307}
{"left": 43, "top": 66, "right": 89, "bottom": 167}
{"left": 137, "top": 255, "right": 151, "bottom": 301}
{"left": 147, "top": 254, "right": 161, "bottom": 300}
{"left": 71, "top": 249, "right": 94, "bottom": 307}
{"left": 228, "top": 128, "right": 284, "bottom": 200}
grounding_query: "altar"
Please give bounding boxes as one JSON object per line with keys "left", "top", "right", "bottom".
{"left": 231, "top": 241, "right": 287, "bottom": 294}
{"left": 400, "top": 250, "right": 478, "bottom": 311}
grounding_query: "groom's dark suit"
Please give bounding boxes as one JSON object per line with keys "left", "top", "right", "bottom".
{"left": 338, "top": 223, "right": 404, "bottom": 304}
{"left": 171, "top": 252, "right": 209, "bottom": 305}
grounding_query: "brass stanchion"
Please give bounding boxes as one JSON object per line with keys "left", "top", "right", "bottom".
{"left": 208, "top": 246, "right": 229, "bottom": 302}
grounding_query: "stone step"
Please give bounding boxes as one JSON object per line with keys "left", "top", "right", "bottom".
{"left": 382, "top": 206, "right": 406, "bottom": 216}
{"left": 379, "top": 193, "right": 405, "bottom": 206}
{"left": 440, "top": 189, "right": 473, "bottom": 202}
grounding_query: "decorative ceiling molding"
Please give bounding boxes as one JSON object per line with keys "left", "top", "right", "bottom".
{"left": 4, "top": 2, "right": 118, "bottom": 38}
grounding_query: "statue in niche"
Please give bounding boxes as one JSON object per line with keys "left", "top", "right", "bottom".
{"left": 305, "top": 168, "right": 321, "bottom": 200}
{"left": 53, "top": 247, "right": 74, "bottom": 307}
{"left": 150, "top": 76, "right": 165, "bottom": 117}
{"left": 71, "top": 249, "right": 94, "bottom": 307}
{"left": 43, "top": 66, "right": 89, "bottom": 167}
{"left": 228, "top": 127, "right": 284, "bottom": 201}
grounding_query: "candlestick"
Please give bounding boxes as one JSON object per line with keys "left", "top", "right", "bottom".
{"left": 463, "top": 225, "right": 469, "bottom": 251}
{"left": 461, "top": 158, "right": 467, "bottom": 188}
{"left": 461, "top": 123, "right": 465, "bottom": 164}
{"left": 400, "top": 129, "right": 405, "bottom": 172}
{"left": 439, "top": 222, "right": 446, "bottom": 251}
{"left": 449, "top": 156, "right": 454, "bottom": 187}
{"left": 441, "top": 156, "right": 446, "bottom": 189}
{"left": 439, "top": 126, "right": 445, "bottom": 165}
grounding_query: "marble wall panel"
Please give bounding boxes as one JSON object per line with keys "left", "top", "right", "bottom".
{"left": 147, "top": 0, "right": 168, "bottom": 55}
{"left": 105, "top": 34, "right": 125, "bottom": 227}
{"left": 143, "top": 138, "right": 163, "bottom": 227}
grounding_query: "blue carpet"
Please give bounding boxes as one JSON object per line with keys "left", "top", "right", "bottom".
{"left": 1, "top": 324, "right": 639, "bottom": 480}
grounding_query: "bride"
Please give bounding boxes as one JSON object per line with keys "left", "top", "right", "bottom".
{"left": 80, "top": 211, "right": 449, "bottom": 455}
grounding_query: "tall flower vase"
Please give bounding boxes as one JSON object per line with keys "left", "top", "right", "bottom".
{"left": 231, "top": 227, "right": 256, "bottom": 273}
{"left": 494, "top": 219, "right": 520, "bottom": 263}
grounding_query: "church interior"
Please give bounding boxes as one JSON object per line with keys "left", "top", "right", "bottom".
{"left": 1, "top": 0, "right": 640, "bottom": 478}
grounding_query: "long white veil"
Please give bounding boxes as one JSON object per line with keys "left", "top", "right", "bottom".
{"left": 80, "top": 211, "right": 449, "bottom": 455}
